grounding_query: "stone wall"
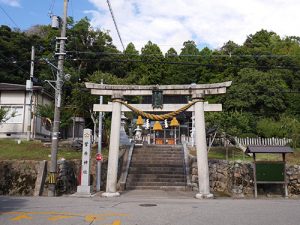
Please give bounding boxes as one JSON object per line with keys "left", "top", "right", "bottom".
{"left": 0, "top": 160, "right": 39, "bottom": 196}
{"left": 0, "top": 159, "right": 108, "bottom": 196}
{"left": 190, "top": 157, "right": 300, "bottom": 197}
{"left": 0, "top": 148, "right": 128, "bottom": 196}
{"left": 287, "top": 165, "right": 300, "bottom": 195}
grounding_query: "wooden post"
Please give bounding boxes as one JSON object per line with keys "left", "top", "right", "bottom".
{"left": 283, "top": 153, "right": 288, "bottom": 198}
{"left": 253, "top": 153, "right": 257, "bottom": 198}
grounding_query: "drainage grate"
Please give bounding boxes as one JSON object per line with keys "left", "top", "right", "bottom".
{"left": 139, "top": 204, "right": 157, "bottom": 207}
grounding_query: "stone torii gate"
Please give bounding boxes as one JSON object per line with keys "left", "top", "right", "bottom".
{"left": 86, "top": 81, "right": 232, "bottom": 199}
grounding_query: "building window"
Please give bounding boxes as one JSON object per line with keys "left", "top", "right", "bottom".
{"left": 1, "top": 106, "right": 24, "bottom": 124}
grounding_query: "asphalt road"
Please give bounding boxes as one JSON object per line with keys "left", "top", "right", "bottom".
{"left": 1, "top": 190, "right": 300, "bottom": 225}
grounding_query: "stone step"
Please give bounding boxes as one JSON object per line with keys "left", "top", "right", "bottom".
{"left": 126, "top": 186, "right": 188, "bottom": 191}
{"left": 134, "top": 150, "right": 182, "bottom": 152}
{"left": 133, "top": 153, "right": 183, "bottom": 156}
{"left": 131, "top": 158, "right": 184, "bottom": 162}
{"left": 131, "top": 159, "right": 183, "bottom": 162}
{"left": 132, "top": 155, "right": 183, "bottom": 159}
{"left": 132, "top": 158, "right": 183, "bottom": 162}
{"left": 126, "top": 181, "right": 186, "bottom": 186}
{"left": 137, "top": 145, "right": 182, "bottom": 149}
{"left": 126, "top": 177, "right": 185, "bottom": 183}
{"left": 131, "top": 161, "right": 184, "bottom": 165}
{"left": 129, "top": 167, "right": 184, "bottom": 174}
{"left": 125, "top": 145, "right": 186, "bottom": 191}
{"left": 127, "top": 174, "right": 186, "bottom": 179}
{"left": 131, "top": 158, "right": 184, "bottom": 163}
{"left": 130, "top": 163, "right": 184, "bottom": 168}
{"left": 132, "top": 154, "right": 183, "bottom": 159}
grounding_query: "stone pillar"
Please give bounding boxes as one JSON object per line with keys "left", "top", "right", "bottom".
{"left": 193, "top": 94, "right": 213, "bottom": 199}
{"left": 102, "top": 95, "right": 122, "bottom": 197}
{"left": 76, "top": 129, "right": 93, "bottom": 196}
{"left": 191, "top": 113, "right": 195, "bottom": 147}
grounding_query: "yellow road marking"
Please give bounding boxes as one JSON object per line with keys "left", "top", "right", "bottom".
{"left": 3, "top": 211, "right": 128, "bottom": 223}
{"left": 112, "top": 220, "right": 121, "bottom": 225}
{"left": 85, "top": 214, "right": 105, "bottom": 222}
{"left": 47, "top": 215, "right": 75, "bottom": 221}
{"left": 10, "top": 214, "right": 32, "bottom": 221}
{"left": 3, "top": 211, "right": 80, "bottom": 216}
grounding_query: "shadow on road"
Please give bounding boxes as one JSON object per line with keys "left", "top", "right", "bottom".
{"left": 0, "top": 196, "right": 28, "bottom": 212}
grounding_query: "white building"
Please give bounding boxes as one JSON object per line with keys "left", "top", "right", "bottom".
{"left": 0, "top": 83, "right": 52, "bottom": 140}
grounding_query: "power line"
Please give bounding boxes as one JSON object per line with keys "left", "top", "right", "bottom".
{"left": 69, "top": 0, "right": 82, "bottom": 81}
{"left": 106, "top": 0, "right": 125, "bottom": 51}
{"left": 62, "top": 58, "right": 300, "bottom": 70}
{"left": 66, "top": 50, "right": 300, "bottom": 58}
{"left": 0, "top": 55, "right": 31, "bottom": 75}
{"left": 48, "top": 0, "right": 56, "bottom": 15}
{"left": 0, "top": 5, "right": 19, "bottom": 28}
{"left": 3, "top": 57, "right": 300, "bottom": 70}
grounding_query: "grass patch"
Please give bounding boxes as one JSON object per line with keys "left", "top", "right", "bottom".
{"left": 190, "top": 146, "right": 252, "bottom": 161}
{"left": 208, "top": 147, "right": 252, "bottom": 161}
{"left": 0, "top": 139, "right": 83, "bottom": 160}
{"left": 1, "top": 139, "right": 299, "bottom": 165}
{"left": 190, "top": 146, "right": 300, "bottom": 164}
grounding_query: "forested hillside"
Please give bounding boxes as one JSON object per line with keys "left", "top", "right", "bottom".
{"left": 0, "top": 18, "right": 299, "bottom": 145}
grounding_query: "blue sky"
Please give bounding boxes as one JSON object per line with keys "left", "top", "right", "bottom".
{"left": 1, "top": 0, "right": 300, "bottom": 53}
{"left": 0, "top": 0, "right": 95, "bottom": 30}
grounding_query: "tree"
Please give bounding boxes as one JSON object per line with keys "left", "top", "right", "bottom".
{"left": 206, "top": 111, "right": 255, "bottom": 137}
{"left": 35, "top": 104, "right": 73, "bottom": 137}
{"left": 0, "top": 108, "right": 8, "bottom": 124}
{"left": 224, "top": 68, "right": 289, "bottom": 117}
{"left": 0, "top": 25, "right": 40, "bottom": 83}
{"left": 65, "top": 17, "right": 120, "bottom": 80}
{"left": 180, "top": 41, "right": 199, "bottom": 56}
{"left": 0, "top": 107, "right": 17, "bottom": 124}
{"left": 163, "top": 48, "right": 181, "bottom": 84}
{"left": 137, "top": 41, "right": 164, "bottom": 84}
{"left": 279, "top": 116, "right": 300, "bottom": 148}
{"left": 176, "top": 41, "right": 201, "bottom": 84}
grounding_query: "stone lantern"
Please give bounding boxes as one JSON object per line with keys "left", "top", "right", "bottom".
{"left": 134, "top": 116, "right": 144, "bottom": 145}
{"left": 170, "top": 117, "right": 180, "bottom": 145}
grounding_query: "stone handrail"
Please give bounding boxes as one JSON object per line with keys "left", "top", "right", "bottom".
{"left": 182, "top": 141, "right": 192, "bottom": 188}
{"left": 117, "top": 141, "right": 135, "bottom": 191}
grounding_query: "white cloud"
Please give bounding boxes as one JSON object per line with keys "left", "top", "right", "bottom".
{"left": 0, "top": 0, "right": 21, "bottom": 7}
{"left": 86, "top": 0, "right": 300, "bottom": 52}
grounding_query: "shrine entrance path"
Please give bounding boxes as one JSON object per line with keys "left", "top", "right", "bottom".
{"left": 1, "top": 191, "right": 300, "bottom": 225}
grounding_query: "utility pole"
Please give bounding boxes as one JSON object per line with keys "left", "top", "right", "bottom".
{"left": 96, "top": 79, "right": 104, "bottom": 192}
{"left": 48, "top": 0, "right": 68, "bottom": 197}
{"left": 26, "top": 46, "right": 35, "bottom": 141}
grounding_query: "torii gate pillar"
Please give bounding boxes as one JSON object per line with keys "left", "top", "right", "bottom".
{"left": 102, "top": 95, "right": 123, "bottom": 197}
{"left": 193, "top": 94, "right": 213, "bottom": 199}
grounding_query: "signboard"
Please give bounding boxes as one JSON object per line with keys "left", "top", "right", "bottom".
{"left": 255, "top": 162, "right": 285, "bottom": 182}
{"left": 152, "top": 89, "right": 163, "bottom": 109}
{"left": 76, "top": 129, "right": 92, "bottom": 195}
{"left": 96, "top": 153, "right": 103, "bottom": 161}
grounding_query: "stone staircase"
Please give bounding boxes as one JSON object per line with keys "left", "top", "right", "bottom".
{"left": 126, "top": 145, "right": 187, "bottom": 190}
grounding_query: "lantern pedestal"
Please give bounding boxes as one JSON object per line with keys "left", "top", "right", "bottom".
{"left": 134, "top": 126, "right": 143, "bottom": 145}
